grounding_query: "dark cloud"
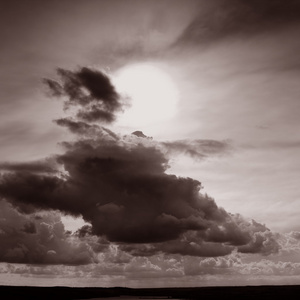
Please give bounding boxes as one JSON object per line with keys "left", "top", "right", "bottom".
{"left": 0, "top": 134, "right": 279, "bottom": 257}
{"left": 0, "top": 200, "right": 96, "bottom": 265}
{"left": 119, "top": 243, "right": 158, "bottom": 257}
{"left": 76, "top": 106, "right": 115, "bottom": 123}
{"left": 0, "top": 159, "right": 57, "bottom": 174}
{"left": 175, "top": 0, "right": 300, "bottom": 47}
{"left": 162, "top": 139, "right": 231, "bottom": 160}
{"left": 43, "top": 79, "right": 64, "bottom": 98}
{"left": 119, "top": 214, "right": 279, "bottom": 257}
{"left": 159, "top": 238, "right": 232, "bottom": 257}
{"left": 75, "top": 225, "right": 93, "bottom": 238}
{"left": 54, "top": 117, "right": 120, "bottom": 142}
{"left": 0, "top": 171, "right": 71, "bottom": 214}
{"left": 22, "top": 221, "right": 37, "bottom": 234}
{"left": 0, "top": 65, "right": 280, "bottom": 262}
{"left": 44, "top": 67, "right": 122, "bottom": 123}
{"left": 238, "top": 231, "right": 280, "bottom": 255}
{"left": 73, "top": 225, "right": 110, "bottom": 254}
{"left": 132, "top": 131, "right": 151, "bottom": 139}
{"left": 54, "top": 117, "right": 103, "bottom": 137}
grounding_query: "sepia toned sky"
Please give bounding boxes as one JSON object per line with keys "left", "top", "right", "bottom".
{"left": 0, "top": 0, "right": 300, "bottom": 287}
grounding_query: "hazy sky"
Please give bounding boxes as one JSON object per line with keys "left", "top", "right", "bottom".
{"left": 0, "top": 0, "right": 300, "bottom": 287}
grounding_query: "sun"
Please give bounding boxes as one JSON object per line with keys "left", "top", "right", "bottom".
{"left": 113, "top": 63, "right": 179, "bottom": 127}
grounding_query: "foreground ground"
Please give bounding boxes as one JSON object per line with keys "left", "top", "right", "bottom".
{"left": 1, "top": 285, "right": 300, "bottom": 299}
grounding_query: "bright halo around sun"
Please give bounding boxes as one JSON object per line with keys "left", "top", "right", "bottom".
{"left": 113, "top": 63, "right": 179, "bottom": 127}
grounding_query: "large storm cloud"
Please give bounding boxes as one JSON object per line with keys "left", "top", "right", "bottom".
{"left": 0, "top": 67, "right": 280, "bottom": 264}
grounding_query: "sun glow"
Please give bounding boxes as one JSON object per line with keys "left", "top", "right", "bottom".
{"left": 113, "top": 63, "right": 179, "bottom": 127}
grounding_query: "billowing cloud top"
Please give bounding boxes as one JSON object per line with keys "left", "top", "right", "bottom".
{"left": 0, "top": 66, "right": 279, "bottom": 265}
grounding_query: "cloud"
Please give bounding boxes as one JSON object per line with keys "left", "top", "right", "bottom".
{"left": 131, "top": 131, "right": 152, "bottom": 139}
{"left": 183, "top": 253, "right": 241, "bottom": 276}
{"left": 53, "top": 117, "right": 120, "bottom": 141}
{"left": 54, "top": 118, "right": 100, "bottom": 136}
{"left": 0, "top": 158, "right": 57, "bottom": 174}
{"left": 161, "top": 139, "right": 231, "bottom": 160}
{"left": 0, "top": 214, "right": 297, "bottom": 280}
{"left": 0, "top": 200, "right": 96, "bottom": 265}
{"left": 0, "top": 135, "right": 279, "bottom": 257}
{"left": 238, "top": 231, "right": 280, "bottom": 255}
{"left": 182, "top": 241, "right": 300, "bottom": 278}
{"left": 44, "top": 67, "right": 123, "bottom": 123}
{"left": 0, "top": 65, "right": 280, "bottom": 263}
{"left": 289, "top": 231, "right": 300, "bottom": 241}
{"left": 22, "top": 221, "right": 37, "bottom": 234}
{"left": 174, "top": 0, "right": 300, "bottom": 47}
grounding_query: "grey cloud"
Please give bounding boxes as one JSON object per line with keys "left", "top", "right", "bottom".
{"left": 159, "top": 238, "right": 233, "bottom": 257}
{"left": 4, "top": 245, "right": 300, "bottom": 280}
{"left": 0, "top": 63, "right": 281, "bottom": 261}
{"left": 183, "top": 255, "right": 238, "bottom": 276}
{"left": 0, "top": 136, "right": 277, "bottom": 256}
{"left": 162, "top": 139, "right": 231, "bottom": 160}
{"left": 75, "top": 225, "right": 93, "bottom": 238}
{"left": 175, "top": 0, "right": 300, "bottom": 47}
{"left": 119, "top": 243, "right": 158, "bottom": 257}
{"left": 44, "top": 67, "right": 122, "bottom": 124}
{"left": 0, "top": 200, "right": 96, "bottom": 265}
{"left": 73, "top": 225, "right": 110, "bottom": 254}
{"left": 0, "top": 128, "right": 280, "bottom": 258}
{"left": 54, "top": 118, "right": 100, "bottom": 136}
{"left": 22, "top": 221, "right": 37, "bottom": 234}
{"left": 289, "top": 231, "right": 300, "bottom": 240}
{"left": 55, "top": 117, "right": 120, "bottom": 142}
{"left": 132, "top": 131, "right": 152, "bottom": 139}
{"left": 76, "top": 106, "right": 115, "bottom": 123}
{"left": 55, "top": 139, "right": 219, "bottom": 244}
{"left": 182, "top": 249, "right": 300, "bottom": 277}
{"left": 0, "top": 159, "right": 57, "bottom": 174}
{"left": 43, "top": 79, "right": 64, "bottom": 98}
{"left": 238, "top": 231, "right": 280, "bottom": 255}
{"left": 236, "top": 258, "right": 300, "bottom": 277}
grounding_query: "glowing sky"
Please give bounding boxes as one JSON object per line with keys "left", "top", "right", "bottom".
{"left": 0, "top": 0, "right": 300, "bottom": 287}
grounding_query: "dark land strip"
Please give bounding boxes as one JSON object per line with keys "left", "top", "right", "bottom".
{"left": 1, "top": 285, "right": 300, "bottom": 300}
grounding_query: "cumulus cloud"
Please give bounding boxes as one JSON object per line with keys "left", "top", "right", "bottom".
{"left": 288, "top": 231, "right": 300, "bottom": 240}
{"left": 0, "top": 211, "right": 297, "bottom": 281}
{"left": 1, "top": 138, "right": 222, "bottom": 245}
{"left": 0, "top": 133, "right": 279, "bottom": 258}
{"left": 0, "top": 65, "right": 281, "bottom": 266}
{"left": 0, "top": 200, "right": 96, "bottom": 265}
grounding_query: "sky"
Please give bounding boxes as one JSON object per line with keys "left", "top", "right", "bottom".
{"left": 0, "top": 0, "right": 300, "bottom": 288}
